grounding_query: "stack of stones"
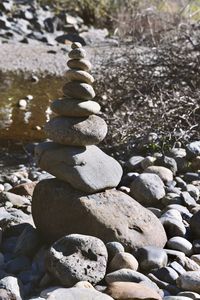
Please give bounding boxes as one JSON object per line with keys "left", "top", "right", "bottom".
{"left": 34, "top": 42, "right": 123, "bottom": 193}
{"left": 32, "top": 43, "right": 167, "bottom": 251}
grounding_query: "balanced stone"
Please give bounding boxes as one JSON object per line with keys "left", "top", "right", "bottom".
{"left": 67, "top": 59, "right": 92, "bottom": 71}
{"left": 44, "top": 115, "right": 107, "bottom": 146}
{"left": 35, "top": 143, "right": 122, "bottom": 193}
{"left": 68, "top": 48, "right": 86, "bottom": 59}
{"left": 71, "top": 42, "right": 82, "bottom": 49}
{"left": 63, "top": 82, "right": 95, "bottom": 100}
{"left": 65, "top": 70, "right": 94, "bottom": 84}
{"left": 51, "top": 99, "right": 101, "bottom": 117}
{"left": 32, "top": 179, "right": 167, "bottom": 248}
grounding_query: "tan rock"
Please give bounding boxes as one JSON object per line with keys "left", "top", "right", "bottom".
{"left": 9, "top": 181, "right": 38, "bottom": 197}
{"left": 109, "top": 252, "right": 138, "bottom": 272}
{"left": 51, "top": 99, "right": 101, "bottom": 117}
{"left": 144, "top": 166, "right": 173, "bottom": 183}
{"left": 67, "top": 59, "right": 92, "bottom": 71}
{"left": 65, "top": 69, "right": 94, "bottom": 84}
{"left": 63, "top": 82, "right": 95, "bottom": 100}
{"left": 105, "top": 281, "right": 162, "bottom": 300}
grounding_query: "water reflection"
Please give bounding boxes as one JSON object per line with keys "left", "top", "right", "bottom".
{"left": 0, "top": 72, "right": 65, "bottom": 143}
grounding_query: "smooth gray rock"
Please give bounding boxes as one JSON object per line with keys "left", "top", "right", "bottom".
{"left": 46, "top": 287, "right": 113, "bottom": 300}
{"left": 136, "top": 246, "right": 168, "bottom": 273}
{"left": 177, "top": 271, "right": 200, "bottom": 293}
{"left": 169, "top": 261, "right": 186, "bottom": 275}
{"left": 105, "top": 269, "right": 159, "bottom": 291}
{"left": 46, "top": 234, "right": 108, "bottom": 287}
{"left": 65, "top": 69, "right": 94, "bottom": 84}
{"left": 44, "top": 115, "right": 107, "bottom": 146}
{"left": 32, "top": 179, "right": 167, "bottom": 249}
{"left": 63, "top": 82, "right": 95, "bottom": 100}
{"left": 126, "top": 156, "right": 144, "bottom": 171}
{"left": 152, "top": 267, "right": 179, "bottom": 284}
{"left": 51, "top": 99, "right": 100, "bottom": 117}
{"left": 106, "top": 242, "right": 124, "bottom": 261}
{"left": 67, "top": 59, "right": 92, "bottom": 71}
{"left": 155, "top": 156, "right": 177, "bottom": 174}
{"left": 167, "top": 237, "right": 192, "bottom": 255}
{"left": 160, "top": 210, "right": 186, "bottom": 238}
{"left": 35, "top": 143, "right": 122, "bottom": 193}
{"left": 130, "top": 173, "right": 166, "bottom": 206}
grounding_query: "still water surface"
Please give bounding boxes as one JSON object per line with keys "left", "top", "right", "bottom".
{"left": 0, "top": 72, "right": 65, "bottom": 144}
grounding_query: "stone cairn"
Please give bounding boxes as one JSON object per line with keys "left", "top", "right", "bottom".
{"left": 34, "top": 42, "right": 123, "bottom": 194}
{"left": 32, "top": 42, "right": 167, "bottom": 251}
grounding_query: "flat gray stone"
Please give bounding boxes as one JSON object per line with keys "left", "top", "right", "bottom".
{"left": 67, "top": 59, "right": 92, "bottom": 71}
{"left": 51, "top": 99, "right": 101, "bottom": 117}
{"left": 63, "top": 82, "right": 95, "bottom": 100}
{"left": 65, "top": 70, "right": 94, "bottom": 84}
{"left": 167, "top": 237, "right": 192, "bottom": 255}
{"left": 35, "top": 143, "right": 122, "bottom": 193}
{"left": 44, "top": 115, "right": 107, "bottom": 146}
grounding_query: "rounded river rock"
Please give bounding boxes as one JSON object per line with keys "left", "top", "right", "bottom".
{"left": 46, "top": 234, "right": 108, "bottom": 287}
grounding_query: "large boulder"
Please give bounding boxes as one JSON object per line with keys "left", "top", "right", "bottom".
{"left": 35, "top": 143, "right": 122, "bottom": 193}
{"left": 32, "top": 179, "right": 167, "bottom": 251}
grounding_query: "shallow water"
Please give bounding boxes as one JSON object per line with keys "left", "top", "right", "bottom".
{"left": 0, "top": 72, "right": 65, "bottom": 145}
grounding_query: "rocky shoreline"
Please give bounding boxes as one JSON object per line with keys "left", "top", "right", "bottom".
{"left": 0, "top": 139, "right": 200, "bottom": 299}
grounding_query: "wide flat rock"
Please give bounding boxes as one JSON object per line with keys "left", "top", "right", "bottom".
{"left": 51, "top": 99, "right": 101, "bottom": 117}
{"left": 44, "top": 115, "right": 107, "bottom": 146}
{"left": 32, "top": 178, "right": 167, "bottom": 250}
{"left": 35, "top": 143, "right": 122, "bottom": 193}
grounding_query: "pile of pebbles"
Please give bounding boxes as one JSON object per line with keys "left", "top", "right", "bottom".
{"left": 0, "top": 45, "right": 200, "bottom": 299}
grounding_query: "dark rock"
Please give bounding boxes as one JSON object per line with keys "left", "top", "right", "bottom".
{"left": 55, "top": 33, "right": 86, "bottom": 45}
